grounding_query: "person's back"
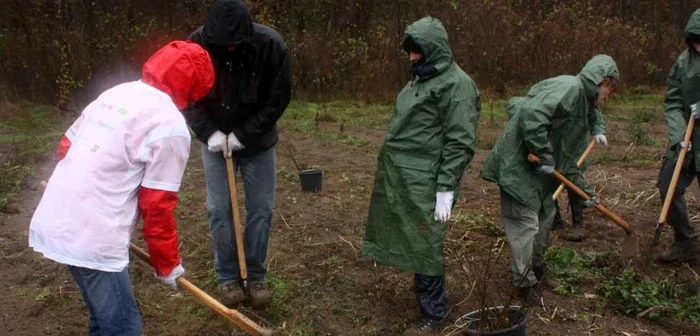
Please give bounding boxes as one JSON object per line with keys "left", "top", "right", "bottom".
{"left": 483, "top": 74, "right": 589, "bottom": 208}
{"left": 28, "top": 40, "right": 214, "bottom": 335}
{"left": 30, "top": 80, "right": 190, "bottom": 271}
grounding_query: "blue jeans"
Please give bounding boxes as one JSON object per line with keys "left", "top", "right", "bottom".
{"left": 68, "top": 266, "right": 142, "bottom": 336}
{"left": 202, "top": 144, "right": 276, "bottom": 284}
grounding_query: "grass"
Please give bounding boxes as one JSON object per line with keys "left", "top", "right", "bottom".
{"left": 282, "top": 101, "right": 392, "bottom": 130}
{"left": 0, "top": 101, "right": 64, "bottom": 211}
{"left": 266, "top": 271, "right": 293, "bottom": 323}
{"left": 281, "top": 103, "right": 372, "bottom": 148}
{"left": 451, "top": 211, "right": 504, "bottom": 237}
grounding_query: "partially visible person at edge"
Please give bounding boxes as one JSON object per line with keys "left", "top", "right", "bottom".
{"left": 656, "top": 8, "right": 700, "bottom": 264}
{"left": 28, "top": 41, "right": 215, "bottom": 335}
{"left": 184, "top": 0, "right": 291, "bottom": 307}
{"left": 481, "top": 54, "right": 619, "bottom": 305}
{"left": 362, "top": 17, "right": 481, "bottom": 335}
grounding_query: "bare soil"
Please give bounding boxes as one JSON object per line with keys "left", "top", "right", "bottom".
{"left": 1, "top": 115, "right": 699, "bottom": 336}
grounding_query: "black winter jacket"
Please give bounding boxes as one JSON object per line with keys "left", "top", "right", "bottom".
{"left": 184, "top": 0, "right": 291, "bottom": 157}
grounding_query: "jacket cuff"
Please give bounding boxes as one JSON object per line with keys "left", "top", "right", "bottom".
{"left": 231, "top": 128, "right": 246, "bottom": 144}
{"left": 197, "top": 127, "right": 218, "bottom": 145}
{"left": 138, "top": 187, "right": 181, "bottom": 276}
{"left": 540, "top": 154, "right": 555, "bottom": 166}
{"left": 436, "top": 184, "right": 454, "bottom": 192}
{"left": 57, "top": 135, "right": 72, "bottom": 161}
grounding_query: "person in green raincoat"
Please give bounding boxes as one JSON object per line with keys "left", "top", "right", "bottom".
{"left": 481, "top": 54, "right": 619, "bottom": 303}
{"left": 508, "top": 104, "right": 609, "bottom": 242}
{"left": 656, "top": 8, "right": 700, "bottom": 263}
{"left": 362, "top": 17, "right": 480, "bottom": 333}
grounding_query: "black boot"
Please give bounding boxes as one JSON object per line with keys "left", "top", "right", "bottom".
{"left": 561, "top": 225, "right": 586, "bottom": 242}
{"left": 517, "top": 286, "right": 541, "bottom": 306}
{"left": 551, "top": 201, "right": 567, "bottom": 231}
{"left": 659, "top": 239, "right": 699, "bottom": 263}
{"left": 403, "top": 318, "right": 440, "bottom": 336}
{"left": 533, "top": 264, "right": 559, "bottom": 288}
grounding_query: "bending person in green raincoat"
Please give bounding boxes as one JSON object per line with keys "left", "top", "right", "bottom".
{"left": 362, "top": 17, "right": 480, "bottom": 334}
{"left": 656, "top": 8, "right": 700, "bottom": 263}
{"left": 481, "top": 54, "right": 619, "bottom": 303}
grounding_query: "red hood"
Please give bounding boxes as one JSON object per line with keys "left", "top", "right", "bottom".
{"left": 141, "top": 41, "right": 214, "bottom": 109}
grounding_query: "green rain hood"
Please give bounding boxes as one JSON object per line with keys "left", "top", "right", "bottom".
{"left": 362, "top": 17, "right": 481, "bottom": 276}
{"left": 663, "top": 8, "right": 700, "bottom": 170}
{"left": 481, "top": 55, "right": 619, "bottom": 212}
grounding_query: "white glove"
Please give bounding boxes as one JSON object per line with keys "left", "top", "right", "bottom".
{"left": 535, "top": 165, "right": 554, "bottom": 175}
{"left": 155, "top": 264, "right": 185, "bottom": 290}
{"left": 584, "top": 196, "right": 599, "bottom": 208}
{"left": 681, "top": 141, "right": 693, "bottom": 151}
{"left": 227, "top": 132, "right": 245, "bottom": 153}
{"left": 434, "top": 191, "right": 454, "bottom": 222}
{"left": 593, "top": 134, "right": 608, "bottom": 146}
{"left": 207, "top": 131, "right": 228, "bottom": 153}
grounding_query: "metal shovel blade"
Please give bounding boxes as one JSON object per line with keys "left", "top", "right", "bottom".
{"left": 620, "top": 231, "right": 640, "bottom": 258}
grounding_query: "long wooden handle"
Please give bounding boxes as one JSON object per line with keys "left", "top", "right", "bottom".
{"left": 528, "top": 154, "right": 632, "bottom": 232}
{"left": 552, "top": 140, "right": 595, "bottom": 200}
{"left": 129, "top": 243, "right": 271, "bottom": 336}
{"left": 658, "top": 116, "right": 696, "bottom": 225}
{"left": 224, "top": 153, "right": 248, "bottom": 282}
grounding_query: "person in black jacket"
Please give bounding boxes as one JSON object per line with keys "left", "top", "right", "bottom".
{"left": 184, "top": 0, "right": 291, "bottom": 307}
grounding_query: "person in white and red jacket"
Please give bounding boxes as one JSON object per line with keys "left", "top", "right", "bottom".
{"left": 29, "top": 41, "right": 214, "bottom": 335}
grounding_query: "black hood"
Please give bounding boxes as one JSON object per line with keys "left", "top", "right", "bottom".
{"left": 203, "top": 0, "right": 253, "bottom": 47}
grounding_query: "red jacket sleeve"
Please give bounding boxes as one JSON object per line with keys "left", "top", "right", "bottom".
{"left": 138, "top": 186, "right": 181, "bottom": 276}
{"left": 57, "top": 135, "right": 71, "bottom": 161}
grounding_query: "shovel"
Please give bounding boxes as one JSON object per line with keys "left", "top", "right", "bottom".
{"left": 129, "top": 244, "right": 272, "bottom": 336}
{"left": 224, "top": 151, "right": 248, "bottom": 290}
{"left": 552, "top": 140, "right": 595, "bottom": 200}
{"left": 647, "top": 107, "right": 696, "bottom": 266}
{"left": 527, "top": 154, "right": 639, "bottom": 257}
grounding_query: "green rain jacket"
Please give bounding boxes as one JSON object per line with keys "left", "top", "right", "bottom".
{"left": 362, "top": 17, "right": 481, "bottom": 276}
{"left": 481, "top": 55, "right": 619, "bottom": 212}
{"left": 664, "top": 9, "right": 700, "bottom": 170}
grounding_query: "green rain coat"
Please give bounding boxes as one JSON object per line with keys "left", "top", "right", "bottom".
{"left": 664, "top": 8, "right": 700, "bottom": 170}
{"left": 362, "top": 17, "right": 481, "bottom": 276}
{"left": 481, "top": 55, "right": 619, "bottom": 212}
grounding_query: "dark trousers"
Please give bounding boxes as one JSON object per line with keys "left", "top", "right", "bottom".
{"left": 414, "top": 273, "right": 447, "bottom": 320}
{"left": 553, "top": 190, "right": 584, "bottom": 226}
{"left": 657, "top": 158, "right": 700, "bottom": 242}
{"left": 202, "top": 145, "right": 277, "bottom": 284}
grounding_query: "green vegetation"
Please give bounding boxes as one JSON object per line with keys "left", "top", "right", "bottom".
{"left": 545, "top": 247, "right": 615, "bottom": 296}
{"left": 601, "top": 267, "right": 700, "bottom": 325}
{"left": 452, "top": 211, "right": 504, "bottom": 237}
{"left": 546, "top": 247, "right": 700, "bottom": 326}
{"left": 0, "top": 102, "right": 64, "bottom": 211}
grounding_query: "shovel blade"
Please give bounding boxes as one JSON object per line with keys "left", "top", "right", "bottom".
{"left": 620, "top": 232, "right": 640, "bottom": 258}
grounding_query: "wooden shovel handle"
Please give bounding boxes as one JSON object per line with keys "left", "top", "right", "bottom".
{"left": 129, "top": 243, "right": 272, "bottom": 336}
{"left": 528, "top": 154, "right": 632, "bottom": 232}
{"left": 658, "top": 116, "right": 696, "bottom": 225}
{"left": 552, "top": 140, "right": 595, "bottom": 200}
{"left": 224, "top": 153, "right": 248, "bottom": 282}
